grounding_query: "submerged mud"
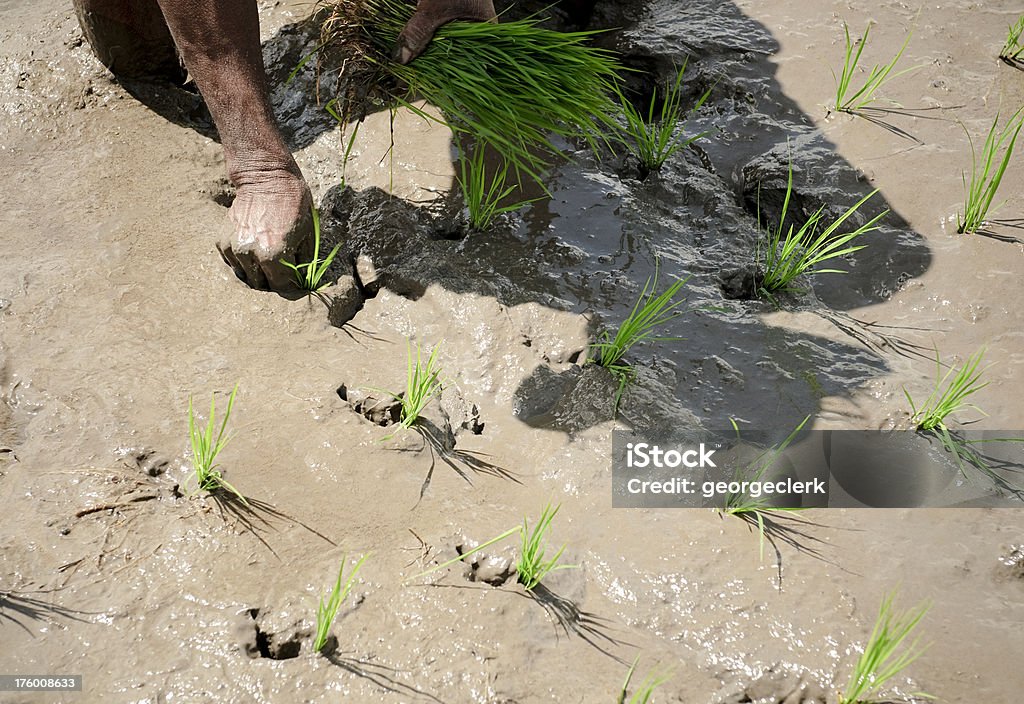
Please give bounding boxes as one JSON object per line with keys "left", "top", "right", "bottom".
{"left": 2, "top": 0, "right": 1024, "bottom": 702}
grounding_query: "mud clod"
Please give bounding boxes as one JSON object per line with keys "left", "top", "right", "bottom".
{"left": 338, "top": 385, "right": 401, "bottom": 426}
{"left": 454, "top": 542, "right": 515, "bottom": 587}
{"left": 996, "top": 545, "right": 1024, "bottom": 583}
{"left": 719, "top": 266, "right": 763, "bottom": 300}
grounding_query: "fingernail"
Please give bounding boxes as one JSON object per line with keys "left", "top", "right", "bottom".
{"left": 392, "top": 45, "right": 413, "bottom": 64}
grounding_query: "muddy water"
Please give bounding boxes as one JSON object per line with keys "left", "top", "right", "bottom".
{"left": 2, "top": 0, "right": 1023, "bottom": 702}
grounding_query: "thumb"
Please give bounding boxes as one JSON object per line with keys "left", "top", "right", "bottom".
{"left": 393, "top": 10, "right": 446, "bottom": 65}
{"left": 393, "top": 0, "right": 498, "bottom": 65}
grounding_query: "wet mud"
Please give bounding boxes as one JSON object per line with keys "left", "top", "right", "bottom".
{"left": 2, "top": 0, "right": 1024, "bottom": 702}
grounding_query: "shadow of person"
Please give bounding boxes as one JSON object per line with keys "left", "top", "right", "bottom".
{"left": 260, "top": 0, "right": 933, "bottom": 439}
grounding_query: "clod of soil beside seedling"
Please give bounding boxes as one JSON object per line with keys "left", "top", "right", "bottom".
{"left": 188, "top": 383, "right": 247, "bottom": 505}
{"left": 617, "top": 58, "right": 713, "bottom": 177}
{"left": 957, "top": 108, "right": 1024, "bottom": 235}
{"left": 839, "top": 590, "right": 930, "bottom": 704}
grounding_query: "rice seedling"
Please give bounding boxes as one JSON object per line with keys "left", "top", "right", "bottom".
{"left": 617, "top": 657, "right": 670, "bottom": 704}
{"left": 457, "top": 144, "right": 537, "bottom": 230}
{"left": 408, "top": 503, "right": 575, "bottom": 591}
{"left": 517, "top": 502, "right": 576, "bottom": 591}
{"left": 839, "top": 591, "right": 930, "bottom": 704}
{"left": 905, "top": 348, "right": 989, "bottom": 434}
{"left": 590, "top": 265, "right": 690, "bottom": 410}
{"left": 617, "top": 59, "right": 713, "bottom": 174}
{"left": 282, "top": 205, "right": 341, "bottom": 292}
{"left": 757, "top": 162, "right": 886, "bottom": 294}
{"left": 188, "top": 384, "right": 247, "bottom": 504}
{"left": 999, "top": 15, "right": 1024, "bottom": 63}
{"left": 320, "top": 0, "right": 623, "bottom": 187}
{"left": 957, "top": 108, "right": 1024, "bottom": 234}
{"left": 313, "top": 553, "right": 369, "bottom": 653}
{"left": 905, "top": 348, "right": 1024, "bottom": 495}
{"left": 374, "top": 341, "right": 444, "bottom": 438}
{"left": 832, "top": 21, "right": 920, "bottom": 114}
{"left": 720, "top": 416, "right": 810, "bottom": 559}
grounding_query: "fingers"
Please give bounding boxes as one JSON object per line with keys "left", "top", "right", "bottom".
{"left": 394, "top": 0, "right": 498, "bottom": 65}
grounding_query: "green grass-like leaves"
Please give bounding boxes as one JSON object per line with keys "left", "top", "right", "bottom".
{"left": 618, "top": 59, "right": 712, "bottom": 174}
{"left": 517, "top": 502, "right": 575, "bottom": 591}
{"left": 905, "top": 348, "right": 989, "bottom": 433}
{"left": 591, "top": 266, "right": 689, "bottom": 410}
{"left": 721, "top": 416, "right": 810, "bottom": 560}
{"left": 758, "top": 162, "right": 886, "bottom": 294}
{"left": 457, "top": 144, "right": 536, "bottom": 230}
{"left": 957, "top": 108, "right": 1024, "bottom": 234}
{"left": 397, "top": 341, "right": 444, "bottom": 429}
{"left": 282, "top": 205, "right": 341, "bottom": 292}
{"left": 999, "top": 15, "right": 1024, "bottom": 63}
{"left": 832, "top": 22, "right": 919, "bottom": 114}
{"left": 188, "top": 384, "right": 246, "bottom": 504}
{"left": 618, "top": 657, "right": 670, "bottom": 704}
{"left": 840, "top": 591, "right": 930, "bottom": 704}
{"left": 314, "top": 553, "right": 369, "bottom": 653}
{"left": 329, "top": 0, "right": 622, "bottom": 187}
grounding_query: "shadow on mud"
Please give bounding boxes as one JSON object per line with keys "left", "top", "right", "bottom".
{"left": 261, "top": 1, "right": 936, "bottom": 438}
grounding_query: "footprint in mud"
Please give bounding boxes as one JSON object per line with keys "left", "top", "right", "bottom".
{"left": 235, "top": 607, "right": 318, "bottom": 660}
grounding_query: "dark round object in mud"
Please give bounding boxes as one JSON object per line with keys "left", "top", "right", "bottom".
{"left": 719, "top": 266, "right": 763, "bottom": 300}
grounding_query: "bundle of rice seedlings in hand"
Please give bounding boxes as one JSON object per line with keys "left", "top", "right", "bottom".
{"left": 318, "top": 0, "right": 623, "bottom": 186}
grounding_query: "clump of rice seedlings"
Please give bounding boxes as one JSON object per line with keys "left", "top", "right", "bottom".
{"left": 757, "top": 162, "right": 886, "bottom": 294}
{"left": 906, "top": 349, "right": 1024, "bottom": 494}
{"left": 408, "top": 503, "right": 575, "bottom": 591}
{"left": 457, "top": 144, "right": 537, "bottom": 230}
{"left": 999, "top": 16, "right": 1024, "bottom": 63}
{"left": 839, "top": 591, "right": 930, "bottom": 704}
{"left": 517, "top": 502, "right": 576, "bottom": 591}
{"left": 618, "top": 657, "right": 670, "bottom": 703}
{"left": 313, "top": 553, "right": 370, "bottom": 653}
{"left": 376, "top": 341, "right": 444, "bottom": 436}
{"left": 720, "top": 416, "right": 810, "bottom": 559}
{"left": 282, "top": 205, "right": 341, "bottom": 292}
{"left": 320, "top": 0, "right": 623, "bottom": 186}
{"left": 832, "top": 22, "right": 920, "bottom": 114}
{"left": 957, "top": 108, "right": 1024, "bottom": 234}
{"left": 618, "top": 59, "right": 713, "bottom": 174}
{"left": 188, "top": 384, "right": 247, "bottom": 504}
{"left": 905, "top": 347, "right": 989, "bottom": 433}
{"left": 590, "top": 265, "right": 690, "bottom": 410}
